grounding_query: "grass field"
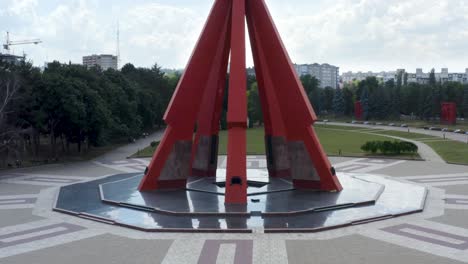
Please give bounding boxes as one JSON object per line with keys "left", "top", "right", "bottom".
{"left": 132, "top": 126, "right": 420, "bottom": 159}
{"left": 131, "top": 124, "right": 468, "bottom": 164}
{"left": 355, "top": 128, "right": 468, "bottom": 164}
{"left": 424, "top": 141, "right": 468, "bottom": 164}
{"left": 131, "top": 142, "right": 160, "bottom": 158}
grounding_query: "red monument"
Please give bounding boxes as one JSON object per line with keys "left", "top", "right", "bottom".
{"left": 355, "top": 101, "right": 363, "bottom": 120}
{"left": 139, "top": 0, "right": 343, "bottom": 204}
{"left": 441, "top": 102, "right": 457, "bottom": 125}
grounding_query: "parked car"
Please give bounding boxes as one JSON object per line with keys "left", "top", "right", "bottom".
{"left": 401, "top": 124, "right": 408, "bottom": 127}
{"left": 388, "top": 123, "right": 395, "bottom": 126}
{"left": 376, "top": 122, "right": 383, "bottom": 125}
{"left": 454, "top": 129, "right": 466, "bottom": 134}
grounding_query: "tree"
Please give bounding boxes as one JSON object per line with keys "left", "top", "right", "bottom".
{"left": 429, "top": 68, "right": 436, "bottom": 86}
{"left": 332, "top": 88, "right": 345, "bottom": 116}
{"left": 462, "top": 86, "right": 468, "bottom": 118}
{"left": 360, "top": 88, "right": 370, "bottom": 120}
{"left": 431, "top": 86, "right": 441, "bottom": 118}
{"left": 322, "top": 87, "right": 335, "bottom": 113}
{"left": 396, "top": 71, "right": 403, "bottom": 89}
{"left": 300, "top": 74, "right": 320, "bottom": 110}
{"left": 370, "top": 86, "right": 391, "bottom": 120}
{"left": 342, "top": 87, "right": 354, "bottom": 116}
{"left": 247, "top": 82, "right": 263, "bottom": 127}
{"left": 0, "top": 68, "right": 21, "bottom": 161}
{"left": 422, "top": 92, "right": 434, "bottom": 121}
{"left": 358, "top": 77, "right": 379, "bottom": 94}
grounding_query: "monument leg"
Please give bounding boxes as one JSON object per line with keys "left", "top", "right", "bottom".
{"left": 191, "top": 7, "right": 232, "bottom": 177}
{"left": 225, "top": 0, "right": 248, "bottom": 204}
{"left": 247, "top": 11, "right": 290, "bottom": 178}
{"left": 139, "top": 0, "right": 232, "bottom": 191}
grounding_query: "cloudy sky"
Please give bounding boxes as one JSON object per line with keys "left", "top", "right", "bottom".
{"left": 1, "top": 0, "right": 468, "bottom": 72}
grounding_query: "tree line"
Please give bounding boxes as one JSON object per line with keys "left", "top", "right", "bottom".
{"left": 2, "top": 60, "right": 468, "bottom": 165}
{"left": 0, "top": 60, "right": 179, "bottom": 163}
{"left": 301, "top": 72, "right": 468, "bottom": 121}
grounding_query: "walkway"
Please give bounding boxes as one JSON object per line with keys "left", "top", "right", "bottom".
{"left": 94, "top": 129, "right": 164, "bottom": 162}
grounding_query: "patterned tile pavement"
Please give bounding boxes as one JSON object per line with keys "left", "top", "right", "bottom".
{"left": 1, "top": 156, "right": 468, "bottom": 263}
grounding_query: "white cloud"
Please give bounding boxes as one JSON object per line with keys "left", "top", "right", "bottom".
{"left": 121, "top": 3, "right": 205, "bottom": 68}
{"left": 2, "top": 0, "right": 468, "bottom": 72}
{"left": 268, "top": 0, "right": 468, "bottom": 72}
{"left": 6, "top": 0, "right": 39, "bottom": 16}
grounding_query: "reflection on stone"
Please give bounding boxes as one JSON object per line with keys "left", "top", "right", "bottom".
{"left": 54, "top": 172, "right": 427, "bottom": 232}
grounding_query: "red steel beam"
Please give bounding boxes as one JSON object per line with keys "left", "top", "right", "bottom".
{"left": 225, "top": 0, "right": 248, "bottom": 204}
{"left": 139, "top": 0, "right": 232, "bottom": 191}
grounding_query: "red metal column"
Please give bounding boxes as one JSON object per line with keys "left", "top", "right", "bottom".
{"left": 139, "top": 0, "right": 232, "bottom": 191}
{"left": 225, "top": 0, "right": 248, "bottom": 204}
{"left": 246, "top": 0, "right": 342, "bottom": 191}
{"left": 246, "top": 9, "right": 290, "bottom": 178}
{"left": 191, "top": 7, "right": 232, "bottom": 177}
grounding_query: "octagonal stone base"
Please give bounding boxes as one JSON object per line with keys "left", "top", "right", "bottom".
{"left": 54, "top": 171, "right": 427, "bottom": 233}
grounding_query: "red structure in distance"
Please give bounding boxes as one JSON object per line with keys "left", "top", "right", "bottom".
{"left": 355, "top": 101, "right": 363, "bottom": 120}
{"left": 139, "top": 0, "right": 343, "bottom": 204}
{"left": 441, "top": 102, "right": 457, "bottom": 125}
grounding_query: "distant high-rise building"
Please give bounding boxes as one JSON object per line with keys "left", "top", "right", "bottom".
{"left": 341, "top": 71, "right": 396, "bottom": 83}
{"left": 404, "top": 68, "right": 467, "bottom": 84}
{"left": 82, "top": 54, "right": 118, "bottom": 70}
{"left": 293, "top": 63, "right": 339, "bottom": 88}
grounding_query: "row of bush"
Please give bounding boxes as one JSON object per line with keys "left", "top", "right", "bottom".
{"left": 361, "top": 140, "right": 418, "bottom": 155}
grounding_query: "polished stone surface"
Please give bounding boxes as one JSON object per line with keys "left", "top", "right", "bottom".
{"left": 54, "top": 173, "right": 427, "bottom": 232}
{"left": 99, "top": 171, "right": 384, "bottom": 215}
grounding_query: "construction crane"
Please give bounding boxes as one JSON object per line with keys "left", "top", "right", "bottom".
{"left": 3, "top": 31, "right": 42, "bottom": 53}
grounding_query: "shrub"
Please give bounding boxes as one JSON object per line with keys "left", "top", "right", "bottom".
{"left": 361, "top": 141, "right": 380, "bottom": 154}
{"left": 150, "top": 141, "right": 159, "bottom": 148}
{"left": 361, "top": 140, "right": 418, "bottom": 155}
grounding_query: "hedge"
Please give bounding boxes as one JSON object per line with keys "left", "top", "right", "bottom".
{"left": 361, "top": 140, "right": 418, "bottom": 155}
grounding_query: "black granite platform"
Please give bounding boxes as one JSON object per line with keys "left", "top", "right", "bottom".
{"left": 99, "top": 172, "right": 384, "bottom": 215}
{"left": 54, "top": 172, "right": 427, "bottom": 233}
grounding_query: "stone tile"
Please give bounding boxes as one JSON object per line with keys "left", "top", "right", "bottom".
{"left": 429, "top": 209, "right": 468, "bottom": 230}
{"left": 0, "top": 183, "right": 48, "bottom": 196}
{"left": 0, "top": 223, "right": 84, "bottom": 249}
{"left": 9, "top": 161, "right": 122, "bottom": 178}
{"left": 377, "top": 161, "right": 468, "bottom": 177}
{"left": 0, "top": 209, "right": 44, "bottom": 228}
{"left": 439, "top": 185, "right": 468, "bottom": 196}
{"left": 0, "top": 234, "right": 173, "bottom": 264}
{"left": 382, "top": 224, "right": 468, "bottom": 250}
{"left": 286, "top": 235, "right": 464, "bottom": 264}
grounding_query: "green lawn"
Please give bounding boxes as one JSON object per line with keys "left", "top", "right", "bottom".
{"left": 425, "top": 140, "right": 468, "bottom": 164}
{"left": 133, "top": 126, "right": 419, "bottom": 159}
{"left": 130, "top": 142, "right": 160, "bottom": 158}
{"left": 357, "top": 127, "right": 468, "bottom": 164}
{"left": 132, "top": 124, "right": 468, "bottom": 165}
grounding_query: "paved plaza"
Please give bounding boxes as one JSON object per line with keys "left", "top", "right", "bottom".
{"left": 1, "top": 133, "right": 468, "bottom": 263}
